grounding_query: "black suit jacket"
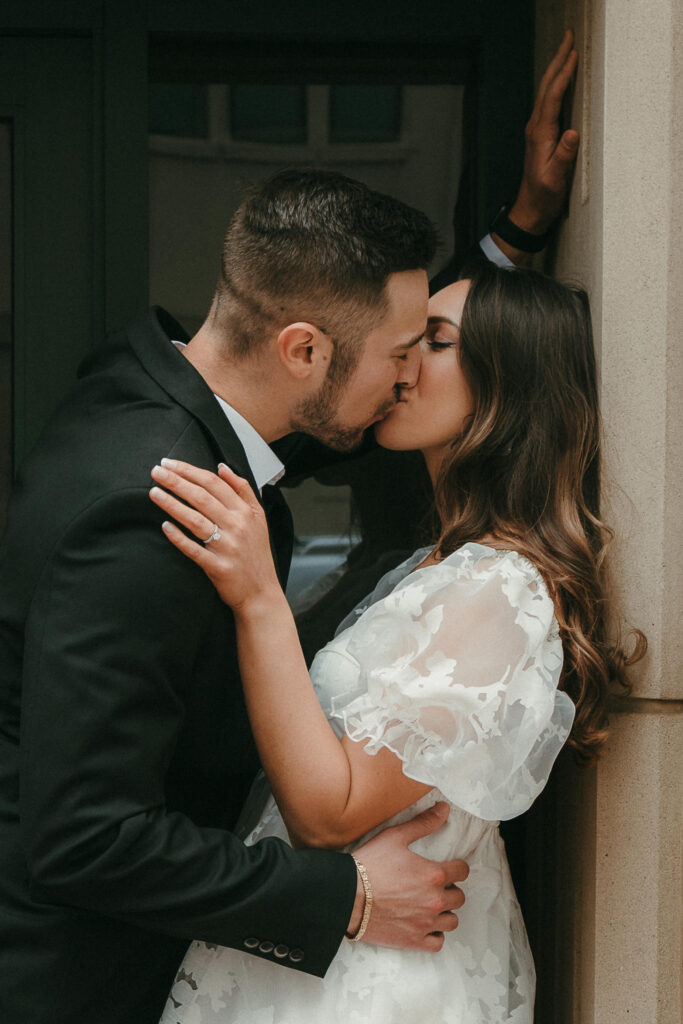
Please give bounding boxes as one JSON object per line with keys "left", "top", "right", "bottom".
{"left": 0, "top": 309, "right": 356, "bottom": 1024}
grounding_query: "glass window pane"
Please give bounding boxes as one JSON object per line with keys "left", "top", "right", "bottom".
{"left": 329, "top": 85, "right": 402, "bottom": 143}
{"left": 149, "top": 84, "right": 208, "bottom": 138}
{"left": 230, "top": 85, "right": 307, "bottom": 144}
{"left": 0, "top": 121, "right": 12, "bottom": 533}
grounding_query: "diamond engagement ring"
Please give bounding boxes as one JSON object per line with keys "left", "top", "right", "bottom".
{"left": 203, "top": 523, "right": 221, "bottom": 544}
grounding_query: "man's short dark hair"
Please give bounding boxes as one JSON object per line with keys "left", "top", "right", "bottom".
{"left": 211, "top": 169, "right": 437, "bottom": 367}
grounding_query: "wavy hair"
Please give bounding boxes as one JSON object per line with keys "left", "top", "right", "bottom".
{"left": 434, "top": 264, "right": 646, "bottom": 764}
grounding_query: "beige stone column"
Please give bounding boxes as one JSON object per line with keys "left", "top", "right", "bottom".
{"left": 533, "top": 2, "right": 683, "bottom": 1022}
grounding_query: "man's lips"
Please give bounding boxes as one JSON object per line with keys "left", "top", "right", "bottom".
{"left": 371, "top": 387, "right": 414, "bottom": 427}
{"left": 370, "top": 400, "right": 399, "bottom": 425}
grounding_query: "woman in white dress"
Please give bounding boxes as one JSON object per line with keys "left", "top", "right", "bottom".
{"left": 151, "top": 265, "right": 643, "bottom": 1023}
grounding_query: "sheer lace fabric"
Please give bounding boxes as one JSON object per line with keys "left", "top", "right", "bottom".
{"left": 161, "top": 543, "right": 574, "bottom": 1024}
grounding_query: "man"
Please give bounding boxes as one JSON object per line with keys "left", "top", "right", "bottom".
{"left": 0, "top": 34, "right": 578, "bottom": 1024}
{"left": 0, "top": 170, "right": 470, "bottom": 1024}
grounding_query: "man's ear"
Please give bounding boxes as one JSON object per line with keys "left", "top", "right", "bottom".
{"left": 276, "top": 322, "right": 333, "bottom": 382}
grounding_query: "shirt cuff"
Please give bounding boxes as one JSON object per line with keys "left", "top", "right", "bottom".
{"left": 479, "top": 234, "right": 515, "bottom": 270}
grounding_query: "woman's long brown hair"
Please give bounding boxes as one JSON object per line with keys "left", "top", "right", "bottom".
{"left": 434, "top": 264, "right": 646, "bottom": 764}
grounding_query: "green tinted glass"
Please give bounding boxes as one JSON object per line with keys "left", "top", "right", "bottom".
{"left": 149, "top": 84, "right": 208, "bottom": 138}
{"left": 230, "top": 85, "right": 307, "bottom": 144}
{"left": 329, "top": 85, "right": 402, "bottom": 143}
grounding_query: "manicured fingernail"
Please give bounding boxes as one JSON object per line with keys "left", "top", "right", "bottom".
{"left": 149, "top": 486, "right": 165, "bottom": 499}
{"left": 160, "top": 458, "right": 177, "bottom": 469}
{"left": 161, "top": 521, "right": 176, "bottom": 534}
{"left": 218, "top": 462, "right": 229, "bottom": 472}
{"left": 152, "top": 464, "right": 169, "bottom": 480}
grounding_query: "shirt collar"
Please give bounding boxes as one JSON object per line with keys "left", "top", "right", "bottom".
{"left": 172, "top": 341, "right": 284, "bottom": 492}
{"left": 213, "top": 395, "right": 285, "bottom": 491}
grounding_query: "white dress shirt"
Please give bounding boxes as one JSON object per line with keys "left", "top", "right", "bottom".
{"left": 171, "top": 341, "right": 284, "bottom": 493}
{"left": 212, "top": 394, "right": 285, "bottom": 491}
{"left": 479, "top": 233, "right": 515, "bottom": 269}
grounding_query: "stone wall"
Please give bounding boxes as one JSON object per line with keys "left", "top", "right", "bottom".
{"left": 533, "top": 2, "right": 683, "bottom": 1021}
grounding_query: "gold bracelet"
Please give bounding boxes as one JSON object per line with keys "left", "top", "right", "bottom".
{"left": 345, "top": 857, "right": 373, "bottom": 942}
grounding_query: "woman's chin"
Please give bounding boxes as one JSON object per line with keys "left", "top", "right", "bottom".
{"left": 373, "top": 418, "right": 414, "bottom": 451}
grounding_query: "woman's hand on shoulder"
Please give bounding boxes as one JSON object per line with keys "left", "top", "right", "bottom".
{"left": 149, "top": 459, "right": 282, "bottom": 615}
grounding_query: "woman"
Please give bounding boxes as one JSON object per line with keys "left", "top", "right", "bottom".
{"left": 151, "top": 265, "right": 643, "bottom": 1023}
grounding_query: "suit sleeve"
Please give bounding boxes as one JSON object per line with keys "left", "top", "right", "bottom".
{"left": 19, "top": 485, "right": 356, "bottom": 977}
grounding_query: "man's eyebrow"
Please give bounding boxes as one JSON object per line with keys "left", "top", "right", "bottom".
{"left": 394, "top": 331, "right": 425, "bottom": 352}
{"left": 427, "top": 315, "right": 460, "bottom": 329}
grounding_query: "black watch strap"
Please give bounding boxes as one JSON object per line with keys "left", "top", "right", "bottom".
{"left": 490, "top": 204, "right": 550, "bottom": 254}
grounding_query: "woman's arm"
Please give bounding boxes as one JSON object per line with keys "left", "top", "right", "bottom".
{"left": 150, "top": 459, "right": 431, "bottom": 849}
{"left": 234, "top": 589, "right": 432, "bottom": 848}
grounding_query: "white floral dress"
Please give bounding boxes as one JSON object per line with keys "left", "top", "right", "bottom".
{"left": 161, "top": 542, "right": 575, "bottom": 1024}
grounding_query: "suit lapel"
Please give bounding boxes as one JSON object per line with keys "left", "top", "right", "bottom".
{"left": 262, "top": 484, "right": 294, "bottom": 587}
{"left": 126, "top": 307, "right": 261, "bottom": 499}
{"left": 124, "top": 308, "right": 294, "bottom": 584}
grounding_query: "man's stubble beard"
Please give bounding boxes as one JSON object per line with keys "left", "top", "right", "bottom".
{"left": 291, "top": 374, "right": 396, "bottom": 453}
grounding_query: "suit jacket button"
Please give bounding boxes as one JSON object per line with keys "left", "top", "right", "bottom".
{"left": 274, "top": 944, "right": 289, "bottom": 959}
{"left": 259, "top": 940, "right": 274, "bottom": 953}
{"left": 288, "top": 948, "right": 304, "bottom": 963}
{"left": 243, "top": 937, "right": 260, "bottom": 949}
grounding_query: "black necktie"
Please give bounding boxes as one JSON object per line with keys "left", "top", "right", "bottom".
{"left": 261, "top": 484, "right": 294, "bottom": 588}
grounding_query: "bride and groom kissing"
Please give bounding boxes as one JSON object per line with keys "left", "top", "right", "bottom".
{"left": 1, "top": 33, "right": 642, "bottom": 1023}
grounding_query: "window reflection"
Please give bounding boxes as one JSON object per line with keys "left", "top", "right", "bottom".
{"left": 149, "top": 84, "right": 208, "bottom": 138}
{"left": 230, "top": 85, "right": 307, "bottom": 144}
{"left": 329, "top": 85, "right": 402, "bottom": 143}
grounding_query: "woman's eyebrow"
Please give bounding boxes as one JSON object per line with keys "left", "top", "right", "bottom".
{"left": 427, "top": 316, "right": 460, "bottom": 329}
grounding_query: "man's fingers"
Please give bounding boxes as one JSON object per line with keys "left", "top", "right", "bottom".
{"left": 559, "top": 128, "right": 580, "bottom": 156}
{"left": 442, "top": 858, "right": 469, "bottom": 886}
{"left": 537, "top": 46, "right": 578, "bottom": 131}
{"left": 543, "top": 129, "right": 580, "bottom": 192}
{"left": 548, "top": 130, "right": 580, "bottom": 179}
{"left": 529, "top": 29, "right": 575, "bottom": 124}
{"left": 439, "top": 912, "right": 460, "bottom": 933}
{"left": 442, "top": 883, "right": 466, "bottom": 911}
{"left": 388, "top": 801, "right": 449, "bottom": 846}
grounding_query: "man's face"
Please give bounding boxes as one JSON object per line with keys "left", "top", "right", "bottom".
{"left": 292, "top": 269, "right": 428, "bottom": 451}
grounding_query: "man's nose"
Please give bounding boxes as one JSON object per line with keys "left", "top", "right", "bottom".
{"left": 396, "top": 343, "right": 422, "bottom": 388}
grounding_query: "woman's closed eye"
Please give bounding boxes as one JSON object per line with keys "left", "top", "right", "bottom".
{"left": 422, "top": 321, "right": 459, "bottom": 351}
{"left": 427, "top": 340, "right": 456, "bottom": 351}
{"left": 422, "top": 334, "right": 457, "bottom": 352}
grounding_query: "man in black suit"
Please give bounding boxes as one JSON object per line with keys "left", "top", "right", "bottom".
{"left": 0, "top": 171, "right": 473, "bottom": 1024}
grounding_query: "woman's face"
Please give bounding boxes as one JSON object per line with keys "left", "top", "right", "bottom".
{"left": 374, "top": 279, "right": 474, "bottom": 473}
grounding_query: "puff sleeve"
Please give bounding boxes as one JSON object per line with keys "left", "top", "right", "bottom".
{"left": 328, "top": 547, "right": 575, "bottom": 821}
